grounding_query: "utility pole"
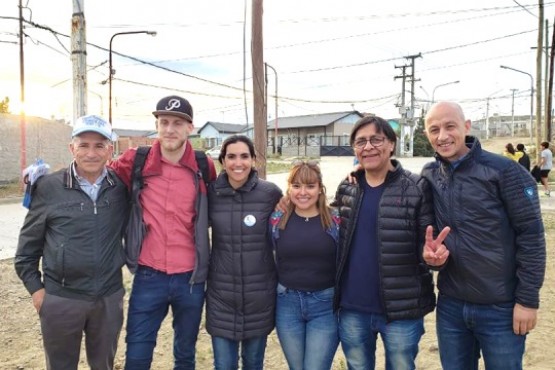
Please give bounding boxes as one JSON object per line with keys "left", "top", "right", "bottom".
{"left": 18, "top": 0, "right": 26, "bottom": 177}
{"left": 485, "top": 97, "right": 490, "bottom": 140}
{"left": 536, "top": 0, "right": 544, "bottom": 162}
{"left": 394, "top": 65, "right": 408, "bottom": 156}
{"left": 544, "top": 19, "right": 549, "bottom": 138}
{"left": 511, "top": 89, "right": 518, "bottom": 137}
{"left": 252, "top": 0, "right": 267, "bottom": 178}
{"left": 406, "top": 53, "right": 422, "bottom": 157}
{"left": 548, "top": 17, "right": 555, "bottom": 142}
{"left": 71, "top": 0, "right": 87, "bottom": 124}
{"left": 265, "top": 63, "right": 278, "bottom": 154}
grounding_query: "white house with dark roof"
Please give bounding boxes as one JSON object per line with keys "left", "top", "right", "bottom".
{"left": 267, "top": 111, "right": 364, "bottom": 156}
{"left": 195, "top": 111, "right": 368, "bottom": 157}
{"left": 197, "top": 121, "right": 247, "bottom": 148}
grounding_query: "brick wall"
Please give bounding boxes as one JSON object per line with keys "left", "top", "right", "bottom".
{"left": 115, "top": 137, "right": 155, "bottom": 155}
{"left": 0, "top": 114, "right": 73, "bottom": 182}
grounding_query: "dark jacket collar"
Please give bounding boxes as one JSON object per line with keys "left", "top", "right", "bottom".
{"left": 354, "top": 158, "right": 403, "bottom": 185}
{"left": 63, "top": 162, "right": 116, "bottom": 189}
{"left": 434, "top": 135, "right": 482, "bottom": 169}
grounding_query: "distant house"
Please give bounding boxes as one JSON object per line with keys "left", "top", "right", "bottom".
{"left": 113, "top": 128, "right": 156, "bottom": 154}
{"left": 267, "top": 111, "right": 364, "bottom": 156}
{"left": 197, "top": 122, "right": 247, "bottom": 148}
{"left": 471, "top": 114, "right": 531, "bottom": 139}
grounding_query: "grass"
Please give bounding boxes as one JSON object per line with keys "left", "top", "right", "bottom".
{"left": 266, "top": 161, "right": 293, "bottom": 174}
{"left": 0, "top": 181, "right": 23, "bottom": 198}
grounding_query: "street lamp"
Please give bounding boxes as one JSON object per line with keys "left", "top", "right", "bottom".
{"left": 109, "top": 30, "right": 156, "bottom": 124}
{"left": 431, "top": 80, "right": 460, "bottom": 103}
{"left": 265, "top": 63, "right": 278, "bottom": 154}
{"left": 500, "top": 65, "right": 534, "bottom": 144}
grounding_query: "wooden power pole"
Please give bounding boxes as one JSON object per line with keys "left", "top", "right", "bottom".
{"left": 252, "top": 0, "right": 267, "bottom": 178}
{"left": 548, "top": 17, "right": 555, "bottom": 142}
{"left": 19, "top": 0, "right": 26, "bottom": 176}
{"left": 536, "top": 0, "right": 544, "bottom": 162}
{"left": 71, "top": 0, "right": 87, "bottom": 123}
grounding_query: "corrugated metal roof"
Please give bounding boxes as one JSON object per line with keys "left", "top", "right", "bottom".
{"left": 267, "top": 111, "right": 362, "bottom": 129}
{"left": 198, "top": 121, "right": 246, "bottom": 134}
{"left": 113, "top": 128, "right": 155, "bottom": 137}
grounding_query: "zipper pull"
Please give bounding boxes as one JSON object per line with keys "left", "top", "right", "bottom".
{"left": 93, "top": 202, "right": 97, "bottom": 215}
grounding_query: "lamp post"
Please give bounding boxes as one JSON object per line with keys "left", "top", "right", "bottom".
{"left": 431, "top": 80, "right": 460, "bottom": 103}
{"left": 500, "top": 65, "right": 534, "bottom": 144}
{"left": 109, "top": 30, "right": 156, "bottom": 124}
{"left": 264, "top": 63, "right": 278, "bottom": 154}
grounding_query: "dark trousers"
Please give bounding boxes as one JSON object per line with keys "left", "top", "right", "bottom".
{"left": 39, "top": 288, "right": 124, "bottom": 370}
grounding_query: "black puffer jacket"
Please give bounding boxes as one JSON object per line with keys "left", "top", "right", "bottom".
{"left": 421, "top": 137, "right": 545, "bottom": 308}
{"left": 206, "top": 170, "right": 282, "bottom": 340}
{"left": 333, "top": 160, "right": 436, "bottom": 321}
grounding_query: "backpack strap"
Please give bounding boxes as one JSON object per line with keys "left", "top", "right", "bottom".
{"left": 130, "top": 146, "right": 151, "bottom": 203}
{"left": 194, "top": 150, "right": 210, "bottom": 185}
{"left": 130, "top": 147, "right": 208, "bottom": 200}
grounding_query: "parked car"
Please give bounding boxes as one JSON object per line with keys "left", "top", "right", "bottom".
{"left": 205, "top": 145, "right": 222, "bottom": 160}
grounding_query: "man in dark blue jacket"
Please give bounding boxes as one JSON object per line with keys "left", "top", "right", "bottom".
{"left": 422, "top": 101, "right": 546, "bottom": 370}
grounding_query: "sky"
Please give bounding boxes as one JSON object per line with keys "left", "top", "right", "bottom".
{"left": 1, "top": 0, "right": 555, "bottom": 130}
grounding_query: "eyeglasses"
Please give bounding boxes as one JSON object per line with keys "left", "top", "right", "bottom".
{"left": 353, "top": 136, "right": 386, "bottom": 149}
{"left": 291, "top": 159, "right": 319, "bottom": 167}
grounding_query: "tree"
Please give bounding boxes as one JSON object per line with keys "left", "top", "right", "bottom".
{"left": 0, "top": 97, "right": 10, "bottom": 113}
{"left": 413, "top": 117, "right": 435, "bottom": 157}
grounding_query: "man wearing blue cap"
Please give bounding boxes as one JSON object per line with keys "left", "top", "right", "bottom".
{"left": 109, "top": 95, "right": 217, "bottom": 370}
{"left": 15, "top": 115, "right": 129, "bottom": 370}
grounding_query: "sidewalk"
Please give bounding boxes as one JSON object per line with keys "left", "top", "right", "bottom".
{"left": 540, "top": 191, "right": 555, "bottom": 211}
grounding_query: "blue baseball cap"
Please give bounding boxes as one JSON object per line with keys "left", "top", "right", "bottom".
{"left": 72, "top": 115, "right": 113, "bottom": 141}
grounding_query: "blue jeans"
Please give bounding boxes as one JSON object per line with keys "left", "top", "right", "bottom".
{"left": 275, "top": 284, "right": 339, "bottom": 370}
{"left": 125, "top": 266, "right": 205, "bottom": 370}
{"left": 436, "top": 294, "right": 526, "bottom": 370}
{"left": 211, "top": 335, "right": 267, "bottom": 370}
{"left": 338, "top": 309, "right": 424, "bottom": 370}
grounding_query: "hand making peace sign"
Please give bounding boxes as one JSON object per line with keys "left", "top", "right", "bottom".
{"left": 422, "top": 225, "right": 451, "bottom": 266}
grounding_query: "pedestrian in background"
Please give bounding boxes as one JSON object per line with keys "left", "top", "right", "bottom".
{"left": 540, "top": 141, "right": 552, "bottom": 197}
{"left": 15, "top": 115, "right": 128, "bottom": 370}
{"left": 503, "top": 143, "right": 523, "bottom": 162}
{"left": 206, "top": 135, "right": 282, "bottom": 370}
{"left": 271, "top": 160, "right": 340, "bottom": 370}
{"left": 516, "top": 143, "right": 530, "bottom": 171}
